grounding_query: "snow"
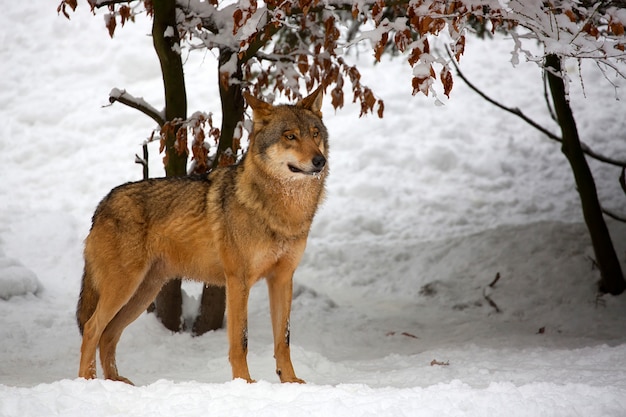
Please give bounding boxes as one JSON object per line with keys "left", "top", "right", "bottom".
{"left": 0, "top": 251, "right": 40, "bottom": 300}
{"left": 1, "top": 2, "right": 626, "bottom": 416}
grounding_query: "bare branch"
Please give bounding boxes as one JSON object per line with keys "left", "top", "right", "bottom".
{"left": 579, "top": 142, "right": 626, "bottom": 168}
{"left": 542, "top": 71, "right": 557, "bottom": 122}
{"left": 108, "top": 88, "right": 165, "bottom": 127}
{"left": 483, "top": 286, "right": 501, "bottom": 313}
{"left": 602, "top": 207, "right": 626, "bottom": 223}
{"left": 488, "top": 272, "right": 501, "bottom": 288}
{"left": 135, "top": 143, "right": 149, "bottom": 180}
{"left": 445, "top": 45, "right": 561, "bottom": 140}
{"left": 445, "top": 46, "right": 626, "bottom": 169}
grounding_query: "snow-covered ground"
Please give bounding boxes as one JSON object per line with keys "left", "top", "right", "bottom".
{"left": 1, "top": 2, "right": 626, "bottom": 416}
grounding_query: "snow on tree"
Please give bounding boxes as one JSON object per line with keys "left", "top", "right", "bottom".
{"left": 58, "top": 0, "right": 626, "bottom": 121}
{"left": 58, "top": 0, "right": 626, "bottom": 303}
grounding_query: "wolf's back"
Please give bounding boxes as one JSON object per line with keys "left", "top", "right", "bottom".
{"left": 91, "top": 175, "right": 217, "bottom": 225}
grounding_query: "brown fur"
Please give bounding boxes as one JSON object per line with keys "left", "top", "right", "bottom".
{"left": 77, "top": 87, "right": 328, "bottom": 384}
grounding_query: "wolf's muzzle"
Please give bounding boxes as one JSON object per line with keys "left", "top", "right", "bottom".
{"left": 312, "top": 155, "right": 326, "bottom": 171}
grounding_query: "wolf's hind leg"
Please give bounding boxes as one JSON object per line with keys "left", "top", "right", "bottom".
{"left": 99, "top": 264, "right": 166, "bottom": 385}
{"left": 79, "top": 265, "right": 146, "bottom": 380}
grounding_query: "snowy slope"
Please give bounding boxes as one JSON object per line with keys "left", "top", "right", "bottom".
{"left": 1, "top": 1, "right": 626, "bottom": 416}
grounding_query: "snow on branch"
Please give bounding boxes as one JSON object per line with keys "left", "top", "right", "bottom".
{"left": 108, "top": 88, "right": 165, "bottom": 127}
{"left": 62, "top": 0, "right": 626, "bottom": 107}
{"left": 506, "top": 0, "right": 626, "bottom": 66}
{"left": 446, "top": 45, "right": 626, "bottom": 169}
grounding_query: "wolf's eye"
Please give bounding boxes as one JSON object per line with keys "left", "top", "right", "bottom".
{"left": 285, "top": 133, "right": 296, "bottom": 141}
{"left": 312, "top": 131, "right": 319, "bottom": 138}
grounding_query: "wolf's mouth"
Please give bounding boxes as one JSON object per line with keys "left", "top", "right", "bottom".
{"left": 288, "top": 164, "right": 322, "bottom": 175}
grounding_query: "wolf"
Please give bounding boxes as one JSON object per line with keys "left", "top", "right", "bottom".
{"left": 76, "top": 87, "right": 328, "bottom": 385}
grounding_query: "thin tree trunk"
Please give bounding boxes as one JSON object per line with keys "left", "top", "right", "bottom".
{"left": 153, "top": 0, "right": 187, "bottom": 176}
{"left": 193, "top": 50, "right": 245, "bottom": 335}
{"left": 545, "top": 54, "right": 625, "bottom": 295}
{"left": 151, "top": 0, "right": 189, "bottom": 331}
{"left": 192, "top": 285, "right": 226, "bottom": 335}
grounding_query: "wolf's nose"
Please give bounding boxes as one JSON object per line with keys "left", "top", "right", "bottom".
{"left": 312, "top": 155, "right": 326, "bottom": 170}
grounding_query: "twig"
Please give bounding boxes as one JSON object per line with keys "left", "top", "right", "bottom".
{"left": 543, "top": 71, "right": 557, "bottom": 122}
{"left": 483, "top": 292, "right": 501, "bottom": 313}
{"left": 602, "top": 208, "right": 626, "bottom": 223}
{"left": 445, "top": 46, "right": 626, "bottom": 169}
{"left": 135, "top": 143, "right": 149, "bottom": 180}
{"left": 587, "top": 255, "right": 599, "bottom": 271}
{"left": 578, "top": 142, "right": 626, "bottom": 168}
{"left": 386, "top": 331, "right": 419, "bottom": 339}
{"left": 600, "top": 168, "right": 626, "bottom": 223}
{"left": 445, "top": 45, "right": 560, "bottom": 139}
{"left": 489, "top": 272, "right": 501, "bottom": 288}
{"left": 483, "top": 272, "right": 502, "bottom": 313}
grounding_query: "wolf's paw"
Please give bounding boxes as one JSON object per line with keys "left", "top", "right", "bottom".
{"left": 282, "top": 376, "right": 305, "bottom": 384}
{"left": 277, "top": 369, "right": 305, "bottom": 384}
{"left": 107, "top": 375, "right": 135, "bottom": 385}
{"left": 78, "top": 362, "right": 97, "bottom": 380}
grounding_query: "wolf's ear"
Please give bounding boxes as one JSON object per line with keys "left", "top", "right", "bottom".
{"left": 297, "top": 86, "right": 323, "bottom": 118}
{"left": 244, "top": 92, "right": 273, "bottom": 120}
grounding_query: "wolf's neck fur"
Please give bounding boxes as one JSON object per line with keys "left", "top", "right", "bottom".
{"left": 235, "top": 155, "right": 326, "bottom": 240}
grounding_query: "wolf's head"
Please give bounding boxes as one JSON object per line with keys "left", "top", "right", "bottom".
{"left": 244, "top": 87, "right": 329, "bottom": 181}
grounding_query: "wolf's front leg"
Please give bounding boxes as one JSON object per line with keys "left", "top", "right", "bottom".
{"left": 225, "top": 276, "right": 254, "bottom": 383}
{"left": 267, "top": 269, "right": 305, "bottom": 384}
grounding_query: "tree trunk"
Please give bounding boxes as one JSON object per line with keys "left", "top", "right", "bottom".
{"left": 213, "top": 48, "right": 245, "bottom": 168}
{"left": 545, "top": 54, "right": 625, "bottom": 295}
{"left": 153, "top": 0, "right": 187, "bottom": 176}
{"left": 192, "top": 49, "right": 245, "bottom": 335}
{"left": 193, "top": 49, "right": 244, "bottom": 335}
{"left": 192, "top": 285, "right": 226, "bottom": 335}
{"left": 151, "top": 0, "right": 189, "bottom": 331}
